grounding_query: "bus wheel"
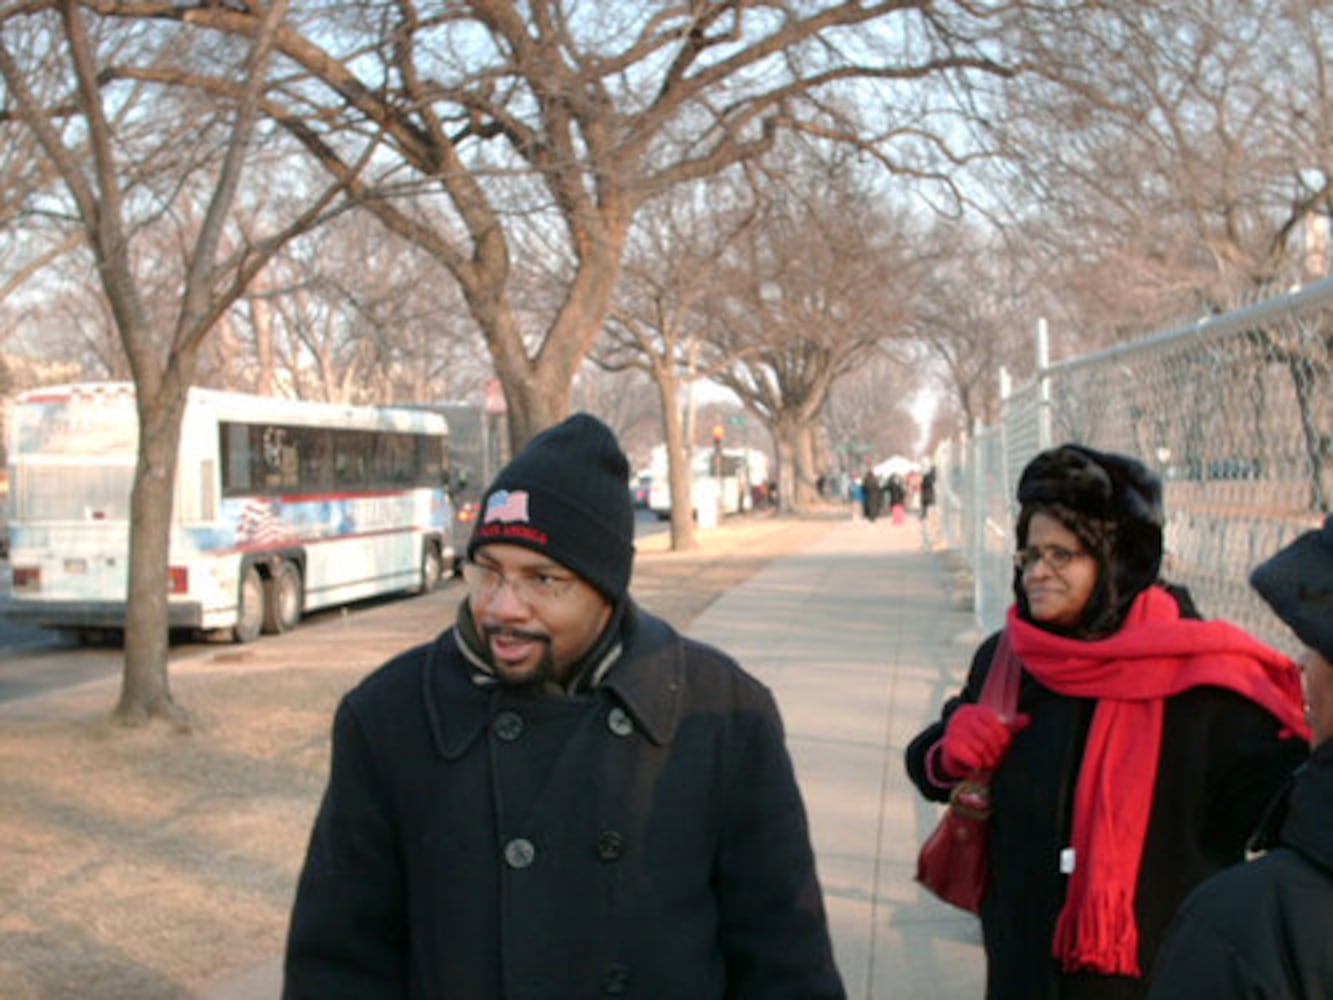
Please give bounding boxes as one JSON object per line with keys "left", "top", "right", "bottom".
{"left": 263, "top": 560, "right": 303, "bottom": 634}
{"left": 418, "top": 543, "right": 443, "bottom": 594}
{"left": 234, "top": 565, "right": 264, "bottom": 643}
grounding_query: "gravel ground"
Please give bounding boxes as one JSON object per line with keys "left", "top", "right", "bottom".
{"left": 0, "top": 512, "right": 842, "bottom": 1000}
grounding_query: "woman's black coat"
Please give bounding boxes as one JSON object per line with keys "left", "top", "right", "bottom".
{"left": 905, "top": 613, "right": 1308, "bottom": 1000}
{"left": 285, "top": 602, "right": 843, "bottom": 999}
{"left": 1147, "top": 739, "right": 1333, "bottom": 998}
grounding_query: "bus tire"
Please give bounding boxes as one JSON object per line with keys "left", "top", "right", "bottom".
{"left": 418, "top": 542, "right": 443, "bottom": 595}
{"left": 263, "top": 559, "right": 303, "bottom": 634}
{"left": 234, "top": 565, "right": 264, "bottom": 644}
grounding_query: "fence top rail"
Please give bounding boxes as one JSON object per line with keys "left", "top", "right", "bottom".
{"left": 1035, "top": 274, "right": 1333, "bottom": 381}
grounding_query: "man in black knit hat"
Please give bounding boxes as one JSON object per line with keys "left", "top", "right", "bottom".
{"left": 284, "top": 413, "right": 844, "bottom": 999}
{"left": 1149, "top": 516, "right": 1333, "bottom": 998}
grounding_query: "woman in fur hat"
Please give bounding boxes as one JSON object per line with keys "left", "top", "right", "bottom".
{"left": 905, "top": 444, "right": 1311, "bottom": 1000}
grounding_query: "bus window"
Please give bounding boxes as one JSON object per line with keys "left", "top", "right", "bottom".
{"left": 291, "top": 427, "right": 331, "bottom": 491}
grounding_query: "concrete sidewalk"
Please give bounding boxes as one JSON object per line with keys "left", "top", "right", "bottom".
{"left": 204, "top": 515, "right": 985, "bottom": 999}
{"left": 687, "top": 515, "right": 986, "bottom": 999}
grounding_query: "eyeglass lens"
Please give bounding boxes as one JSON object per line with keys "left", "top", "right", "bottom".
{"left": 1014, "top": 545, "right": 1080, "bottom": 571}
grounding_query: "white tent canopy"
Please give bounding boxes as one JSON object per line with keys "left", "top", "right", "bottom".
{"left": 872, "top": 455, "right": 919, "bottom": 480}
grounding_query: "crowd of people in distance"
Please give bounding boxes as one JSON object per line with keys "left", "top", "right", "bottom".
{"left": 852, "top": 465, "right": 935, "bottom": 525}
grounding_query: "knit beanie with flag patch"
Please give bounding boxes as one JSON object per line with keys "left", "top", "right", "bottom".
{"left": 467, "top": 413, "right": 635, "bottom": 602}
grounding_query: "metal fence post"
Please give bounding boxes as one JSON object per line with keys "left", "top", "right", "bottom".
{"left": 1036, "top": 317, "right": 1052, "bottom": 450}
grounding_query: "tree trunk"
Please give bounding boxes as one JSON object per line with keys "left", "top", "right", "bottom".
{"left": 792, "top": 422, "right": 823, "bottom": 510}
{"left": 112, "top": 386, "right": 190, "bottom": 728}
{"left": 773, "top": 423, "right": 799, "bottom": 515}
{"left": 657, "top": 376, "right": 698, "bottom": 552}
{"left": 501, "top": 368, "right": 574, "bottom": 454}
{"left": 489, "top": 208, "right": 632, "bottom": 453}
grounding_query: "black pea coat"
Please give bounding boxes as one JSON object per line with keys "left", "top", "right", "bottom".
{"left": 1147, "top": 739, "right": 1333, "bottom": 998}
{"left": 285, "top": 602, "right": 844, "bottom": 1000}
{"left": 905, "top": 620, "right": 1308, "bottom": 1000}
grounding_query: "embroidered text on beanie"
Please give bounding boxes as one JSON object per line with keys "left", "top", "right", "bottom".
{"left": 467, "top": 413, "right": 635, "bottom": 601}
{"left": 1250, "top": 516, "right": 1333, "bottom": 662}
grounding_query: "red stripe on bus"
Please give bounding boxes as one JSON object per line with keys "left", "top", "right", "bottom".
{"left": 211, "top": 525, "right": 428, "bottom": 557}
{"left": 232, "top": 488, "right": 426, "bottom": 504}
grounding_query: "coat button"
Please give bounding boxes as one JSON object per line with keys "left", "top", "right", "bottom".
{"left": 596, "top": 830, "right": 623, "bottom": 862}
{"left": 607, "top": 707, "right": 634, "bottom": 737}
{"left": 600, "top": 963, "right": 630, "bottom": 995}
{"left": 492, "top": 710, "right": 524, "bottom": 742}
{"left": 504, "top": 838, "right": 536, "bottom": 869}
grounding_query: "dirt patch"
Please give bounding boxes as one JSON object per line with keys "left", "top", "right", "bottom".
{"left": 0, "top": 512, "right": 840, "bottom": 999}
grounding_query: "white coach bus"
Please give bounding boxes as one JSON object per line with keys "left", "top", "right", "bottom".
{"left": 3, "top": 383, "right": 454, "bottom": 642}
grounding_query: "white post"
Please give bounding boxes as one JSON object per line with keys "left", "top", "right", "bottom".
{"left": 1036, "top": 317, "right": 1052, "bottom": 449}
{"left": 970, "top": 419, "right": 985, "bottom": 629}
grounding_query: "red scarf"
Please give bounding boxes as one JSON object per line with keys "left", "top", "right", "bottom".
{"left": 1006, "top": 586, "right": 1309, "bottom": 977}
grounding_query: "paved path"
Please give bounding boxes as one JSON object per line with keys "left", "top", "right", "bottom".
{"left": 204, "top": 515, "right": 986, "bottom": 999}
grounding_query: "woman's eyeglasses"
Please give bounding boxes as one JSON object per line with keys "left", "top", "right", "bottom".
{"left": 1012, "top": 544, "right": 1088, "bottom": 573}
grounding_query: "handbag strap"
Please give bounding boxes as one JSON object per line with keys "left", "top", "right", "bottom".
{"left": 977, "top": 629, "right": 1022, "bottom": 716}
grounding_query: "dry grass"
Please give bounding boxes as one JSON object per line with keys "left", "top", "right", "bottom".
{"left": 0, "top": 512, "right": 841, "bottom": 1000}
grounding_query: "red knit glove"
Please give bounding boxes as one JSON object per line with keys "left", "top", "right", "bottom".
{"left": 940, "top": 704, "right": 1030, "bottom": 777}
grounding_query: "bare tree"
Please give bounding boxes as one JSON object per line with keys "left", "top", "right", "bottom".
{"left": 98, "top": 0, "right": 1034, "bottom": 451}
{"left": 0, "top": 31, "right": 79, "bottom": 309}
{"left": 706, "top": 164, "right": 917, "bottom": 510}
{"left": 0, "top": 1, "right": 349, "bottom": 725}
{"left": 236, "top": 214, "right": 489, "bottom": 405}
{"left": 909, "top": 220, "right": 1035, "bottom": 430}
{"left": 598, "top": 177, "right": 756, "bottom": 550}
{"left": 568, "top": 362, "right": 661, "bottom": 467}
{"left": 823, "top": 351, "right": 921, "bottom": 479}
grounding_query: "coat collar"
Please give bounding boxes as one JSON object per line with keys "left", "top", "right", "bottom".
{"left": 423, "top": 601, "right": 686, "bottom": 759}
{"left": 1279, "top": 739, "right": 1333, "bottom": 874}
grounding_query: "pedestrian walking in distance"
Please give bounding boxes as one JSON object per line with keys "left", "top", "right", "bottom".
{"left": 905, "top": 443, "right": 1309, "bottom": 1000}
{"left": 284, "top": 413, "right": 845, "bottom": 999}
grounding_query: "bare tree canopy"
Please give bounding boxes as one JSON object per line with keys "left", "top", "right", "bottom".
{"left": 598, "top": 171, "right": 757, "bottom": 549}
{"left": 84, "top": 0, "right": 1040, "bottom": 447}
{"left": 986, "top": 0, "right": 1333, "bottom": 342}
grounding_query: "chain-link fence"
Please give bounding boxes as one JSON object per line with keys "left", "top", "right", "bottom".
{"left": 934, "top": 276, "right": 1333, "bottom": 658}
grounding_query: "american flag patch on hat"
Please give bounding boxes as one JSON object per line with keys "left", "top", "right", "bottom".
{"left": 483, "top": 489, "right": 529, "bottom": 524}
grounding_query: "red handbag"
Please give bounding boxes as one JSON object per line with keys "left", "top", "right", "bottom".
{"left": 915, "top": 630, "right": 1022, "bottom": 913}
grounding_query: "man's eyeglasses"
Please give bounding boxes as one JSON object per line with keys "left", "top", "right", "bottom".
{"left": 1012, "top": 544, "right": 1089, "bottom": 573}
{"left": 462, "top": 561, "right": 579, "bottom": 606}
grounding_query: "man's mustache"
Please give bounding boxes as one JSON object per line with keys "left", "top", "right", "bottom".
{"left": 483, "top": 624, "right": 551, "bottom": 645}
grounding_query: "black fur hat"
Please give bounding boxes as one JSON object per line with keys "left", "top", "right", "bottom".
{"left": 1250, "top": 516, "right": 1333, "bottom": 662}
{"left": 1014, "top": 444, "right": 1165, "bottom": 636}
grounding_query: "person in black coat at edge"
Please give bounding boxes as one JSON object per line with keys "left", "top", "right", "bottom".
{"left": 1148, "top": 515, "right": 1333, "bottom": 999}
{"left": 904, "top": 444, "right": 1310, "bottom": 1000}
{"left": 283, "top": 413, "right": 844, "bottom": 1000}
